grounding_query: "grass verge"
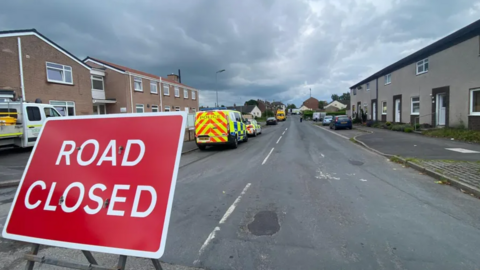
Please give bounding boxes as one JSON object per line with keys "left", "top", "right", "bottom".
{"left": 422, "top": 128, "right": 480, "bottom": 144}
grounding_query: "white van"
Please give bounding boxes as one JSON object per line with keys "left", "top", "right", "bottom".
{"left": 0, "top": 102, "right": 62, "bottom": 148}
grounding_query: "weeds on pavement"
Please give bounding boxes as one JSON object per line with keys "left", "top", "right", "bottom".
{"left": 422, "top": 128, "right": 480, "bottom": 143}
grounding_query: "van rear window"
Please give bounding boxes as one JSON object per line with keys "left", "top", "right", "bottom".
{"left": 26, "top": 107, "right": 41, "bottom": 121}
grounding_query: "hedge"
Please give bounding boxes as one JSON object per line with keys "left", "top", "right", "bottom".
{"left": 326, "top": 110, "right": 347, "bottom": 116}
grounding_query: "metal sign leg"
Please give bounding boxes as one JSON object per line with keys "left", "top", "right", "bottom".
{"left": 117, "top": 255, "right": 127, "bottom": 270}
{"left": 151, "top": 259, "right": 164, "bottom": 270}
{"left": 25, "top": 244, "right": 39, "bottom": 270}
{"left": 81, "top": 250, "right": 98, "bottom": 265}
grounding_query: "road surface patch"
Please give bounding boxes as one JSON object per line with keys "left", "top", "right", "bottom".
{"left": 247, "top": 211, "right": 280, "bottom": 236}
{"left": 348, "top": 159, "right": 364, "bottom": 166}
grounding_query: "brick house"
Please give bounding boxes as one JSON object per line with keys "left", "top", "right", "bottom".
{"left": 0, "top": 29, "right": 93, "bottom": 115}
{"left": 83, "top": 57, "right": 199, "bottom": 114}
{"left": 302, "top": 97, "right": 319, "bottom": 111}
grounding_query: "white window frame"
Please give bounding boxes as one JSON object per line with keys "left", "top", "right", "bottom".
{"left": 135, "top": 104, "right": 144, "bottom": 113}
{"left": 46, "top": 62, "right": 73, "bottom": 85}
{"left": 163, "top": 84, "right": 170, "bottom": 95}
{"left": 382, "top": 101, "right": 387, "bottom": 115}
{"left": 174, "top": 87, "right": 180, "bottom": 97}
{"left": 151, "top": 105, "right": 159, "bottom": 112}
{"left": 192, "top": 91, "right": 196, "bottom": 100}
{"left": 134, "top": 77, "right": 143, "bottom": 91}
{"left": 385, "top": 74, "right": 391, "bottom": 85}
{"left": 184, "top": 89, "right": 188, "bottom": 98}
{"left": 91, "top": 75, "right": 104, "bottom": 91}
{"left": 470, "top": 88, "right": 480, "bottom": 116}
{"left": 416, "top": 58, "right": 429, "bottom": 75}
{"left": 150, "top": 81, "right": 158, "bottom": 94}
{"left": 192, "top": 108, "right": 196, "bottom": 113}
{"left": 165, "top": 106, "right": 171, "bottom": 112}
{"left": 175, "top": 106, "right": 180, "bottom": 111}
{"left": 366, "top": 82, "right": 370, "bottom": 91}
{"left": 49, "top": 100, "right": 76, "bottom": 116}
{"left": 411, "top": 97, "right": 420, "bottom": 115}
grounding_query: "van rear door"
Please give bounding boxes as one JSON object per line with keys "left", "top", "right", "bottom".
{"left": 24, "top": 106, "right": 44, "bottom": 146}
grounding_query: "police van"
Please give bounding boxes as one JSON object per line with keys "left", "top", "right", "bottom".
{"left": 195, "top": 108, "right": 248, "bottom": 150}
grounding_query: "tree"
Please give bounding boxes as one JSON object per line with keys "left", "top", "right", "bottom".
{"left": 331, "top": 94, "right": 339, "bottom": 101}
{"left": 339, "top": 92, "right": 350, "bottom": 101}
{"left": 265, "top": 110, "right": 275, "bottom": 117}
{"left": 318, "top": 101, "right": 327, "bottom": 109}
{"left": 245, "top": 99, "right": 258, "bottom": 106}
{"left": 287, "top": 104, "right": 297, "bottom": 109}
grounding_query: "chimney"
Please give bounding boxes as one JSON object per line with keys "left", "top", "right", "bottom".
{"left": 167, "top": 73, "right": 179, "bottom": 82}
{"left": 234, "top": 103, "right": 236, "bottom": 107}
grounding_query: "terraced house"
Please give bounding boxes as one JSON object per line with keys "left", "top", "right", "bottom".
{"left": 0, "top": 28, "right": 199, "bottom": 116}
{"left": 350, "top": 19, "right": 480, "bottom": 130}
{"left": 83, "top": 58, "right": 199, "bottom": 114}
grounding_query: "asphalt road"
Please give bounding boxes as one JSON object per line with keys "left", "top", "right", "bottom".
{"left": 1, "top": 116, "right": 480, "bottom": 269}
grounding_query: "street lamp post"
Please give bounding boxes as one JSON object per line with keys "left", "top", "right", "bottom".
{"left": 216, "top": 69, "right": 225, "bottom": 107}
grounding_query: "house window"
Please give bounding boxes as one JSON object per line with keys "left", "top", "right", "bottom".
{"left": 134, "top": 77, "right": 142, "bottom": 91}
{"left": 50, "top": 101, "right": 75, "bottom": 116}
{"left": 175, "top": 106, "right": 180, "bottom": 111}
{"left": 150, "top": 81, "right": 158, "bottom": 94}
{"left": 382, "top": 101, "right": 387, "bottom": 115}
{"left": 416, "top": 58, "right": 429, "bottom": 75}
{"left": 470, "top": 88, "right": 480, "bottom": 115}
{"left": 91, "top": 76, "right": 104, "bottom": 91}
{"left": 151, "top": 105, "right": 159, "bottom": 112}
{"left": 385, "top": 74, "right": 391, "bottom": 85}
{"left": 46, "top": 62, "right": 73, "bottom": 84}
{"left": 366, "top": 83, "right": 370, "bottom": 91}
{"left": 165, "top": 106, "right": 171, "bottom": 112}
{"left": 184, "top": 89, "right": 188, "bottom": 98}
{"left": 192, "top": 108, "right": 196, "bottom": 113}
{"left": 163, "top": 84, "right": 170, "bottom": 95}
{"left": 26, "top": 107, "right": 41, "bottom": 121}
{"left": 353, "top": 88, "right": 357, "bottom": 95}
{"left": 411, "top": 97, "right": 420, "bottom": 115}
{"left": 136, "top": 104, "right": 144, "bottom": 113}
{"left": 192, "top": 91, "right": 196, "bottom": 100}
{"left": 175, "top": 87, "right": 180, "bottom": 97}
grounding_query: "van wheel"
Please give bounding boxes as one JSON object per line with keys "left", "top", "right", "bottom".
{"left": 198, "top": 145, "right": 206, "bottom": 151}
{"left": 243, "top": 132, "right": 249, "bottom": 142}
{"left": 253, "top": 130, "right": 257, "bottom": 137}
{"left": 231, "top": 137, "right": 238, "bottom": 149}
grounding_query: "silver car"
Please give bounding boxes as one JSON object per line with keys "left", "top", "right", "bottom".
{"left": 322, "top": 115, "right": 333, "bottom": 126}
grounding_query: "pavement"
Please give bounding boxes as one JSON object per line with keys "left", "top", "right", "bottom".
{"left": 2, "top": 116, "right": 480, "bottom": 269}
{"left": 349, "top": 126, "right": 480, "bottom": 193}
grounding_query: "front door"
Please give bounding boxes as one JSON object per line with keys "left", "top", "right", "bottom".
{"left": 372, "top": 102, "right": 377, "bottom": 121}
{"left": 93, "top": 104, "right": 106, "bottom": 115}
{"left": 437, "top": 94, "right": 446, "bottom": 126}
{"left": 395, "top": 99, "right": 401, "bottom": 122}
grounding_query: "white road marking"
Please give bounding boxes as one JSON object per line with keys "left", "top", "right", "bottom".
{"left": 445, "top": 148, "right": 480, "bottom": 154}
{"left": 219, "top": 183, "right": 251, "bottom": 224}
{"left": 282, "top": 131, "right": 285, "bottom": 135}
{"left": 360, "top": 179, "right": 367, "bottom": 182}
{"left": 262, "top": 148, "right": 275, "bottom": 165}
{"left": 320, "top": 153, "right": 325, "bottom": 158}
{"left": 195, "top": 183, "right": 251, "bottom": 263}
{"left": 276, "top": 136, "right": 282, "bottom": 144}
{"left": 315, "top": 126, "right": 349, "bottom": 140}
{"left": 285, "top": 128, "right": 288, "bottom": 131}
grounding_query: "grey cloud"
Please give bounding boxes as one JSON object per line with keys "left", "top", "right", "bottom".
{"left": 0, "top": 0, "right": 479, "bottom": 107}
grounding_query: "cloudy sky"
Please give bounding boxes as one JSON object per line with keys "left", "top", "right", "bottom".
{"left": 1, "top": 0, "right": 479, "bottom": 107}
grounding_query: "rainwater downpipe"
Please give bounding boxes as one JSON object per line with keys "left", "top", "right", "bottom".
{"left": 18, "top": 37, "right": 28, "bottom": 148}
{"left": 376, "top": 77, "right": 378, "bottom": 119}
{"left": 128, "top": 73, "right": 134, "bottom": 113}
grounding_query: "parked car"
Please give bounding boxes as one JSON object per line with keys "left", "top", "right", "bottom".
{"left": 245, "top": 119, "right": 262, "bottom": 136}
{"left": 322, "top": 115, "right": 333, "bottom": 126}
{"left": 266, "top": 117, "right": 277, "bottom": 125}
{"left": 329, "top": 115, "right": 352, "bottom": 130}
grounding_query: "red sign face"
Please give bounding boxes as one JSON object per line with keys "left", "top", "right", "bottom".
{"left": 2, "top": 113, "right": 186, "bottom": 258}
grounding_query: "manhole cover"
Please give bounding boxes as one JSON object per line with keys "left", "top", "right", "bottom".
{"left": 348, "top": 160, "right": 364, "bottom": 166}
{"left": 247, "top": 211, "right": 280, "bottom": 236}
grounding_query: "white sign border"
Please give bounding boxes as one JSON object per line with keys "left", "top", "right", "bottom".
{"left": 2, "top": 111, "right": 187, "bottom": 259}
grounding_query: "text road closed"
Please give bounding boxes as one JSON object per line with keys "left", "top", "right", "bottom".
{"left": 2, "top": 113, "right": 186, "bottom": 258}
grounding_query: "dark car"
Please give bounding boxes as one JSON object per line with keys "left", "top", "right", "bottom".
{"left": 329, "top": 115, "right": 352, "bottom": 130}
{"left": 266, "top": 117, "right": 277, "bottom": 125}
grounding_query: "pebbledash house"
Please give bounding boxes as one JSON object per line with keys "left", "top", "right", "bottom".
{"left": 349, "top": 19, "right": 480, "bottom": 130}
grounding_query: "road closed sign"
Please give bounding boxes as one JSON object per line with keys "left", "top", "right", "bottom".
{"left": 2, "top": 112, "right": 187, "bottom": 258}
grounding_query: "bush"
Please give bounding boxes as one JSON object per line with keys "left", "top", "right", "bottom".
{"left": 303, "top": 110, "right": 314, "bottom": 120}
{"left": 414, "top": 124, "right": 420, "bottom": 130}
{"left": 352, "top": 117, "right": 362, "bottom": 124}
{"left": 372, "top": 121, "right": 382, "bottom": 128}
{"left": 326, "top": 110, "right": 347, "bottom": 116}
{"left": 386, "top": 121, "right": 392, "bottom": 126}
{"left": 366, "top": 120, "right": 374, "bottom": 127}
{"left": 404, "top": 127, "right": 413, "bottom": 133}
{"left": 391, "top": 125, "right": 403, "bottom": 131}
